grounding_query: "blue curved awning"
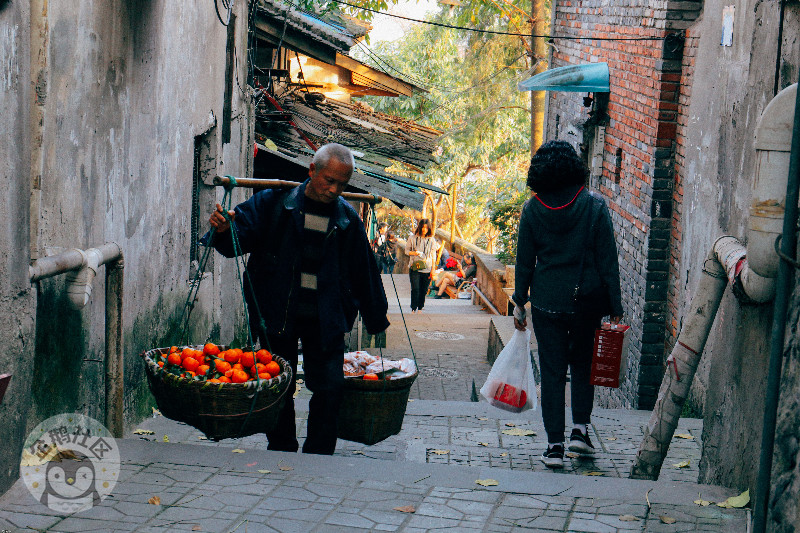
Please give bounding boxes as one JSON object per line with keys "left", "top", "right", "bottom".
{"left": 518, "top": 63, "right": 609, "bottom": 93}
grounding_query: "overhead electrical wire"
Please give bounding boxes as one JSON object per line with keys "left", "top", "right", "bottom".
{"left": 327, "top": 0, "right": 670, "bottom": 41}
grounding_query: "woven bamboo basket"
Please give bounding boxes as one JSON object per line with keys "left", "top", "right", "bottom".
{"left": 140, "top": 346, "right": 292, "bottom": 441}
{"left": 337, "top": 371, "right": 418, "bottom": 445}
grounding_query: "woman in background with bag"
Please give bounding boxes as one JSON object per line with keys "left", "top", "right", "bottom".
{"left": 406, "top": 218, "right": 436, "bottom": 314}
{"left": 511, "top": 140, "right": 623, "bottom": 469}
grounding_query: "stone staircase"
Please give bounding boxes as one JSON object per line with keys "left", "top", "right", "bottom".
{"left": 0, "top": 278, "right": 749, "bottom": 532}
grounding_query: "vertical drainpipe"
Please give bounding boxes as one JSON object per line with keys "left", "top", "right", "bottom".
{"left": 105, "top": 256, "right": 124, "bottom": 438}
{"left": 753, "top": 78, "right": 800, "bottom": 533}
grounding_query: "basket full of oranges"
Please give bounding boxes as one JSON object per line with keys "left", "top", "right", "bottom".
{"left": 140, "top": 343, "right": 292, "bottom": 441}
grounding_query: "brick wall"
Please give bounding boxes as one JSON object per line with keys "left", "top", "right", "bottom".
{"left": 546, "top": 0, "right": 700, "bottom": 408}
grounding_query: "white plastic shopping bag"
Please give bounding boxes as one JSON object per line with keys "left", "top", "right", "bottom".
{"left": 480, "top": 328, "right": 537, "bottom": 412}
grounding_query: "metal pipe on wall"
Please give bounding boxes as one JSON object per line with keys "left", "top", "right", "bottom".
{"left": 753, "top": 77, "right": 800, "bottom": 533}
{"left": 29, "top": 243, "right": 125, "bottom": 437}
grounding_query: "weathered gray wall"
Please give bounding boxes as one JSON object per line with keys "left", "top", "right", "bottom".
{"left": 0, "top": 0, "right": 253, "bottom": 494}
{"left": 0, "top": 1, "right": 36, "bottom": 496}
{"left": 674, "top": 0, "right": 790, "bottom": 493}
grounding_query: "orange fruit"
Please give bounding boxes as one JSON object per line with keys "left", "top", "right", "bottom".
{"left": 258, "top": 372, "right": 272, "bottom": 381}
{"left": 363, "top": 373, "right": 379, "bottom": 380}
{"left": 234, "top": 348, "right": 244, "bottom": 356}
{"left": 224, "top": 350, "right": 240, "bottom": 364}
{"left": 232, "top": 363, "right": 244, "bottom": 372}
{"left": 181, "top": 347, "right": 194, "bottom": 361}
{"left": 207, "top": 378, "right": 221, "bottom": 383}
{"left": 214, "top": 360, "right": 231, "bottom": 374}
{"left": 218, "top": 376, "right": 231, "bottom": 383}
{"left": 265, "top": 361, "right": 280, "bottom": 377}
{"left": 240, "top": 351, "right": 255, "bottom": 368}
{"left": 198, "top": 365, "right": 210, "bottom": 376}
{"left": 203, "top": 343, "right": 220, "bottom": 356}
{"left": 157, "top": 361, "right": 165, "bottom": 368}
{"left": 169, "top": 346, "right": 179, "bottom": 354}
{"left": 251, "top": 363, "right": 267, "bottom": 375}
{"left": 256, "top": 349, "right": 272, "bottom": 365}
{"left": 167, "top": 353, "right": 182, "bottom": 367}
{"left": 182, "top": 357, "right": 200, "bottom": 373}
{"left": 231, "top": 369, "right": 249, "bottom": 383}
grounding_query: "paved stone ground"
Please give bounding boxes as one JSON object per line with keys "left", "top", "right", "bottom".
{"left": 0, "top": 275, "right": 749, "bottom": 532}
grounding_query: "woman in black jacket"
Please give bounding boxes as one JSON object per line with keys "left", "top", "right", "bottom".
{"left": 512, "top": 140, "right": 623, "bottom": 469}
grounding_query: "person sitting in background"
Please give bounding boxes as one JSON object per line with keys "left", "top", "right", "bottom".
{"left": 434, "top": 252, "right": 477, "bottom": 298}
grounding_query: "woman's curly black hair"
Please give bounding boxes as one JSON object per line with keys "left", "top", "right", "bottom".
{"left": 526, "top": 140, "right": 589, "bottom": 193}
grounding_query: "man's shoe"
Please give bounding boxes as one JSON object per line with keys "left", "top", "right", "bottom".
{"left": 568, "top": 428, "right": 596, "bottom": 454}
{"left": 541, "top": 444, "right": 564, "bottom": 469}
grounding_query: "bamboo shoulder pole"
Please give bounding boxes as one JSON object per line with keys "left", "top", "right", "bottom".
{"left": 213, "top": 176, "right": 383, "bottom": 205}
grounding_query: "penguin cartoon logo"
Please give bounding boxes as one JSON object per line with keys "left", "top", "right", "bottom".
{"left": 20, "top": 413, "right": 120, "bottom": 514}
{"left": 39, "top": 450, "right": 101, "bottom": 514}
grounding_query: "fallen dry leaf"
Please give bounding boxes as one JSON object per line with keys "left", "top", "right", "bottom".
{"left": 246, "top": 462, "right": 257, "bottom": 467}
{"left": 279, "top": 465, "right": 293, "bottom": 471}
{"left": 133, "top": 429, "right": 155, "bottom": 435}
{"left": 694, "top": 498, "right": 713, "bottom": 506}
{"left": 232, "top": 449, "right": 245, "bottom": 454}
{"left": 198, "top": 436, "right": 208, "bottom": 440}
{"left": 407, "top": 399, "right": 414, "bottom": 402}
{"left": 352, "top": 451, "right": 364, "bottom": 455}
{"left": 148, "top": 496, "right": 161, "bottom": 505}
{"left": 257, "top": 469, "right": 272, "bottom": 474}
{"left": 717, "top": 489, "right": 749, "bottom": 509}
{"left": 162, "top": 435, "right": 169, "bottom": 443}
{"left": 646, "top": 488, "right": 653, "bottom": 509}
{"left": 584, "top": 472, "right": 604, "bottom": 476}
{"left": 675, "top": 433, "right": 694, "bottom": 440}
{"left": 478, "top": 442, "right": 489, "bottom": 447}
{"left": 499, "top": 452, "right": 508, "bottom": 457}
{"left": 565, "top": 452, "right": 580, "bottom": 459}
{"left": 618, "top": 515, "right": 639, "bottom": 522}
{"left": 393, "top": 505, "right": 416, "bottom": 513}
{"left": 431, "top": 450, "right": 450, "bottom": 455}
{"left": 152, "top": 407, "right": 162, "bottom": 416}
{"left": 606, "top": 437, "right": 617, "bottom": 441}
{"left": 673, "top": 460, "right": 691, "bottom": 469}
{"left": 475, "top": 479, "right": 499, "bottom": 487}
{"left": 192, "top": 525, "right": 202, "bottom": 531}
{"left": 502, "top": 428, "right": 536, "bottom": 437}
{"left": 477, "top": 417, "right": 488, "bottom": 421}
{"left": 505, "top": 423, "right": 516, "bottom": 427}
{"left": 660, "top": 515, "right": 677, "bottom": 524}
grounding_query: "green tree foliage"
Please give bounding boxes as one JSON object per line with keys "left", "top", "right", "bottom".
{"left": 352, "top": 0, "right": 538, "bottom": 261}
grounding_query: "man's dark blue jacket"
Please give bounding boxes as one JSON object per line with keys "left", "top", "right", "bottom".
{"left": 205, "top": 180, "right": 390, "bottom": 349}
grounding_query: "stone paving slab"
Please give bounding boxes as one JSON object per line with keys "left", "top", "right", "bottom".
{"left": 0, "top": 438, "right": 747, "bottom": 532}
{"left": 129, "top": 401, "right": 702, "bottom": 485}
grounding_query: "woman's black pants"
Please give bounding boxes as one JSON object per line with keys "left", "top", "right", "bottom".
{"left": 530, "top": 307, "right": 600, "bottom": 444}
{"left": 409, "top": 270, "right": 429, "bottom": 311}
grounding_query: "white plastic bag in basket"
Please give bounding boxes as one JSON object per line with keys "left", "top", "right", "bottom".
{"left": 480, "top": 328, "right": 537, "bottom": 413}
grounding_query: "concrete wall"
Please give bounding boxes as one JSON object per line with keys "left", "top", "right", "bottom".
{"left": 0, "top": 1, "right": 253, "bottom": 494}
{"left": 673, "top": 0, "right": 789, "bottom": 494}
{"left": 0, "top": 0, "right": 37, "bottom": 496}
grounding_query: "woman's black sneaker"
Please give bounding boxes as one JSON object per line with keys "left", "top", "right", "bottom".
{"left": 568, "top": 428, "right": 596, "bottom": 454}
{"left": 541, "top": 444, "right": 564, "bottom": 468}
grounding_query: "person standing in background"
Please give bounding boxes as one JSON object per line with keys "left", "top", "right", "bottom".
{"left": 406, "top": 218, "right": 437, "bottom": 314}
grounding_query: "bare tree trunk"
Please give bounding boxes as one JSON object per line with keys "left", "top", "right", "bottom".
{"left": 630, "top": 251, "right": 727, "bottom": 480}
